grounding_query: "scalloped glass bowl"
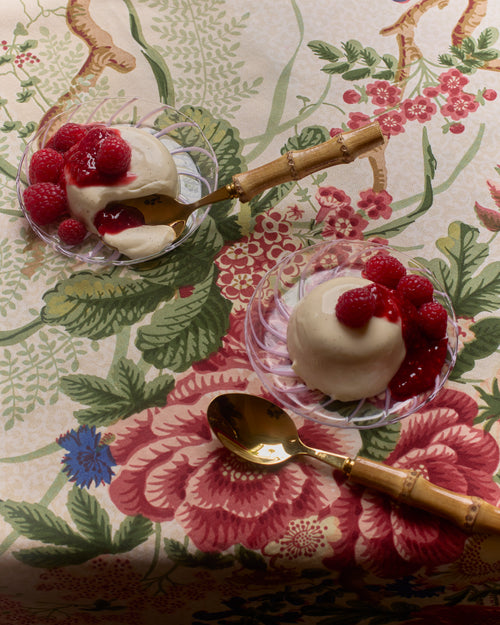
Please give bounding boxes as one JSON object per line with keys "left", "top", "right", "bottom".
{"left": 16, "top": 97, "right": 218, "bottom": 265}
{"left": 245, "top": 239, "right": 459, "bottom": 429}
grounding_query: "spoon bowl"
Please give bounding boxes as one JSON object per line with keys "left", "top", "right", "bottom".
{"left": 208, "top": 393, "right": 500, "bottom": 535}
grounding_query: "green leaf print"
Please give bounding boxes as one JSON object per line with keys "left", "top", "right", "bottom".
{"left": 420, "top": 221, "right": 500, "bottom": 317}
{"left": 61, "top": 358, "right": 174, "bottom": 427}
{"left": 307, "top": 40, "right": 343, "bottom": 62}
{"left": 0, "top": 500, "right": 88, "bottom": 549}
{"left": 475, "top": 378, "right": 500, "bottom": 432}
{"left": 67, "top": 487, "right": 113, "bottom": 548}
{"left": 0, "top": 491, "right": 154, "bottom": 569}
{"left": 478, "top": 27, "right": 499, "bottom": 49}
{"left": 450, "top": 318, "right": 500, "bottom": 382}
{"left": 13, "top": 546, "right": 98, "bottom": 569}
{"left": 112, "top": 515, "right": 154, "bottom": 553}
{"left": 359, "top": 422, "right": 401, "bottom": 461}
{"left": 41, "top": 272, "right": 175, "bottom": 340}
{"left": 134, "top": 217, "right": 223, "bottom": 288}
{"left": 137, "top": 267, "right": 232, "bottom": 372}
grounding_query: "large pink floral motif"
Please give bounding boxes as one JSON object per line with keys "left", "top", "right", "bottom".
{"left": 108, "top": 306, "right": 362, "bottom": 551}
{"left": 108, "top": 366, "right": 361, "bottom": 550}
{"left": 324, "top": 389, "right": 500, "bottom": 578}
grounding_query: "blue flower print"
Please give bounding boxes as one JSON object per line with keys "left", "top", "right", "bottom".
{"left": 58, "top": 425, "right": 116, "bottom": 488}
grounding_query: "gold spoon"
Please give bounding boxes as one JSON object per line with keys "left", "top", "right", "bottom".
{"left": 207, "top": 393, "right": 500, "bottom": 535}
{"left": 118, "top": 122, "right": 384, "bottom": 232}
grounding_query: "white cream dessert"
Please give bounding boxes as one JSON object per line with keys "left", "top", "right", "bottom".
{"left": 65, "top": 126, "right": 179, "bottom": 259}
{"left": 286, "top": 276, "right": 406, "bottom": 401}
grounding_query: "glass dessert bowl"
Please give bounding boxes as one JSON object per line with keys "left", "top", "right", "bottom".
{"left": 245, "top": 239, "right": 459, "bottom": 429}
{"left": 16, "top": 97, "right": 218, "bottom": 265}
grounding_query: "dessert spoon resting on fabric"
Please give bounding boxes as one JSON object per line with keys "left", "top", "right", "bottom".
{"left": 207, "top": 393, "right": 500, "bottom": 535}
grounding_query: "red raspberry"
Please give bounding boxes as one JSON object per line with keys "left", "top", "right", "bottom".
{"left": 78, "top": 126, "right": 114, "bottom": 155}
{"left": 58, "top": 218, "right": 87, "bottom": 245}
{"left": 335, "top": 286, "right": 375, "bottom": 328}
{"left": 396, "top": 274, "right": 434, "bottom": 307}
{"left": 29, "top": 148, "right": 64, "bottom": 184}
{"left": 364, "top": 253, "right": 406, "bottom": 288}
{"left": 65, "top": 148, "right": 98, "bottom": 185}
{"left": 23, "top": 182, "right": 68, "bottom": 225}
{"left": 95, "top": 134, "right": 131, "bottom": 176}
{"left": 418, "top": 301, "right": 448, "bottom": 339}
{"left": 94, "top": 204, "right": 145, "bottom": 235}
{"left": 49, "top": 123, "right": 88, "bottom": 153}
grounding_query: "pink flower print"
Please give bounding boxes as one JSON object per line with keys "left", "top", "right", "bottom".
{"left": 217, "top": 238, "right": 266, "bottom": 272}
{"left": 252, "top": 210, "right": 301, "bottom": 264}
{"left": 343, "top": 89, "right": 361, "bottom": 104}
{"left": 216, "top": 238, "right": 269, "bottom": 307}
{"left": 438, "top": 68, "right": 469, "bottom": 95}
{"left": 357, "top": 188, "right": 393, "bottom": 219}
{"left": 347, "top": 111, "right": 372, "bottom": 130}
{"left": 423, "top": 85, "right": 440, "bottom": 98}
{"left": 217, "top": 266, "right": 265, "bottom": 304}
{"left": 401, "top": 95, "right": 437, "bottom": 123}
{"left": 108, "top": 370, "right": 360, "bottom": 551}
{"left": 483, "top": 88, "right": 497, "bottom": 101}
{"left": 264, "top": 515, "right": 340, "bottom": 568}
{"left": 315, "top": 186, "right": 352, "bottom": 222}
{"left": 441, "top": 92, "right": 479, "bottom": 120}
{"left": 449, "top": 122, "right": 465, "bottom": 134}
{"left": 376, "top": 108, "right": 406, "bottom": 136}
{"left": 329, "top": 127, "right": 343, "bottom": 137}
{"left": 323, "top": 389, "right": 500, "bottom": 578}
{"left": 321, "top": 206, "right": 368, "bottom": 240}
{"left": 285, "top": 204, "right": 305, "bottom": 220}
{"left": 366, "top": 80, "right": 401, "bottom": 107}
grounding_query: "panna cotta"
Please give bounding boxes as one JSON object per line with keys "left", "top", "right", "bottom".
{"left": 286, "top": 276, "right": 406, "bottom": 402}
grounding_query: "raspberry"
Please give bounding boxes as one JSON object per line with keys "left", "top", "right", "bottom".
{"left": 23, "top": 182, "right": 68, "bottom": 225}
{"left": 58, "top": 218, "right": 87, "bottom": 245}
{"left": 49, "top": 123, "right": 88, "bottom": 153}
{"left": 335, "top": 286, "right": 375, "bottom": 328}
{"left": 364, "top": 253, "right": 406, "bottom": 288}
{"left": 94, "top": 204, "right": 145, "bottom": 235}
{"left": 95, "top": 134, "right": 131, "bottom": 176}
{"left": 78, "top": 126, "right": 114, "bottom": 155}
{"left": 418, "top": 301, "right": 448, "bottom": 339}
{"left": 396, "top": 274, "right": 434, "bottom": 307}
{"left": 29, "top": 148, "right": 64, "bottom": 184}
{"left": 66, "top": 148, "right": 98, "bottom": 185}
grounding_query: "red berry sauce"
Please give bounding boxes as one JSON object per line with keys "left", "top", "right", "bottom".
{"left": 94, "top": 205, "right": 145, "bottom": 235}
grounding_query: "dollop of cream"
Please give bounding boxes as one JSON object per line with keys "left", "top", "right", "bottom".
{"left": 286, "top": 276, "right": 406, "bottom": 402}
{"left": 103, "top": 225, "right": 177, "bottom": 260}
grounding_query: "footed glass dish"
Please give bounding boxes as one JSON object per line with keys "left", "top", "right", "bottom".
{"left": 245, "top": 239, "right": 459, "bottom": 429}
{"left": 16, "top": 97, "right": 218, "bottom": 265}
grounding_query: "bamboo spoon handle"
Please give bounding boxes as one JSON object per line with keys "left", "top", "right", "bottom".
{"left": 346, "top": 456, "right": 500, "bottom": 534}
{"left": 232, "top": 122, "right": 384, "bottom": 203}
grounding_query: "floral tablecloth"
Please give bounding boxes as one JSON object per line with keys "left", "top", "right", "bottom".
{"left": 1, "top": 1, "right": 500, "bottom": 623}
